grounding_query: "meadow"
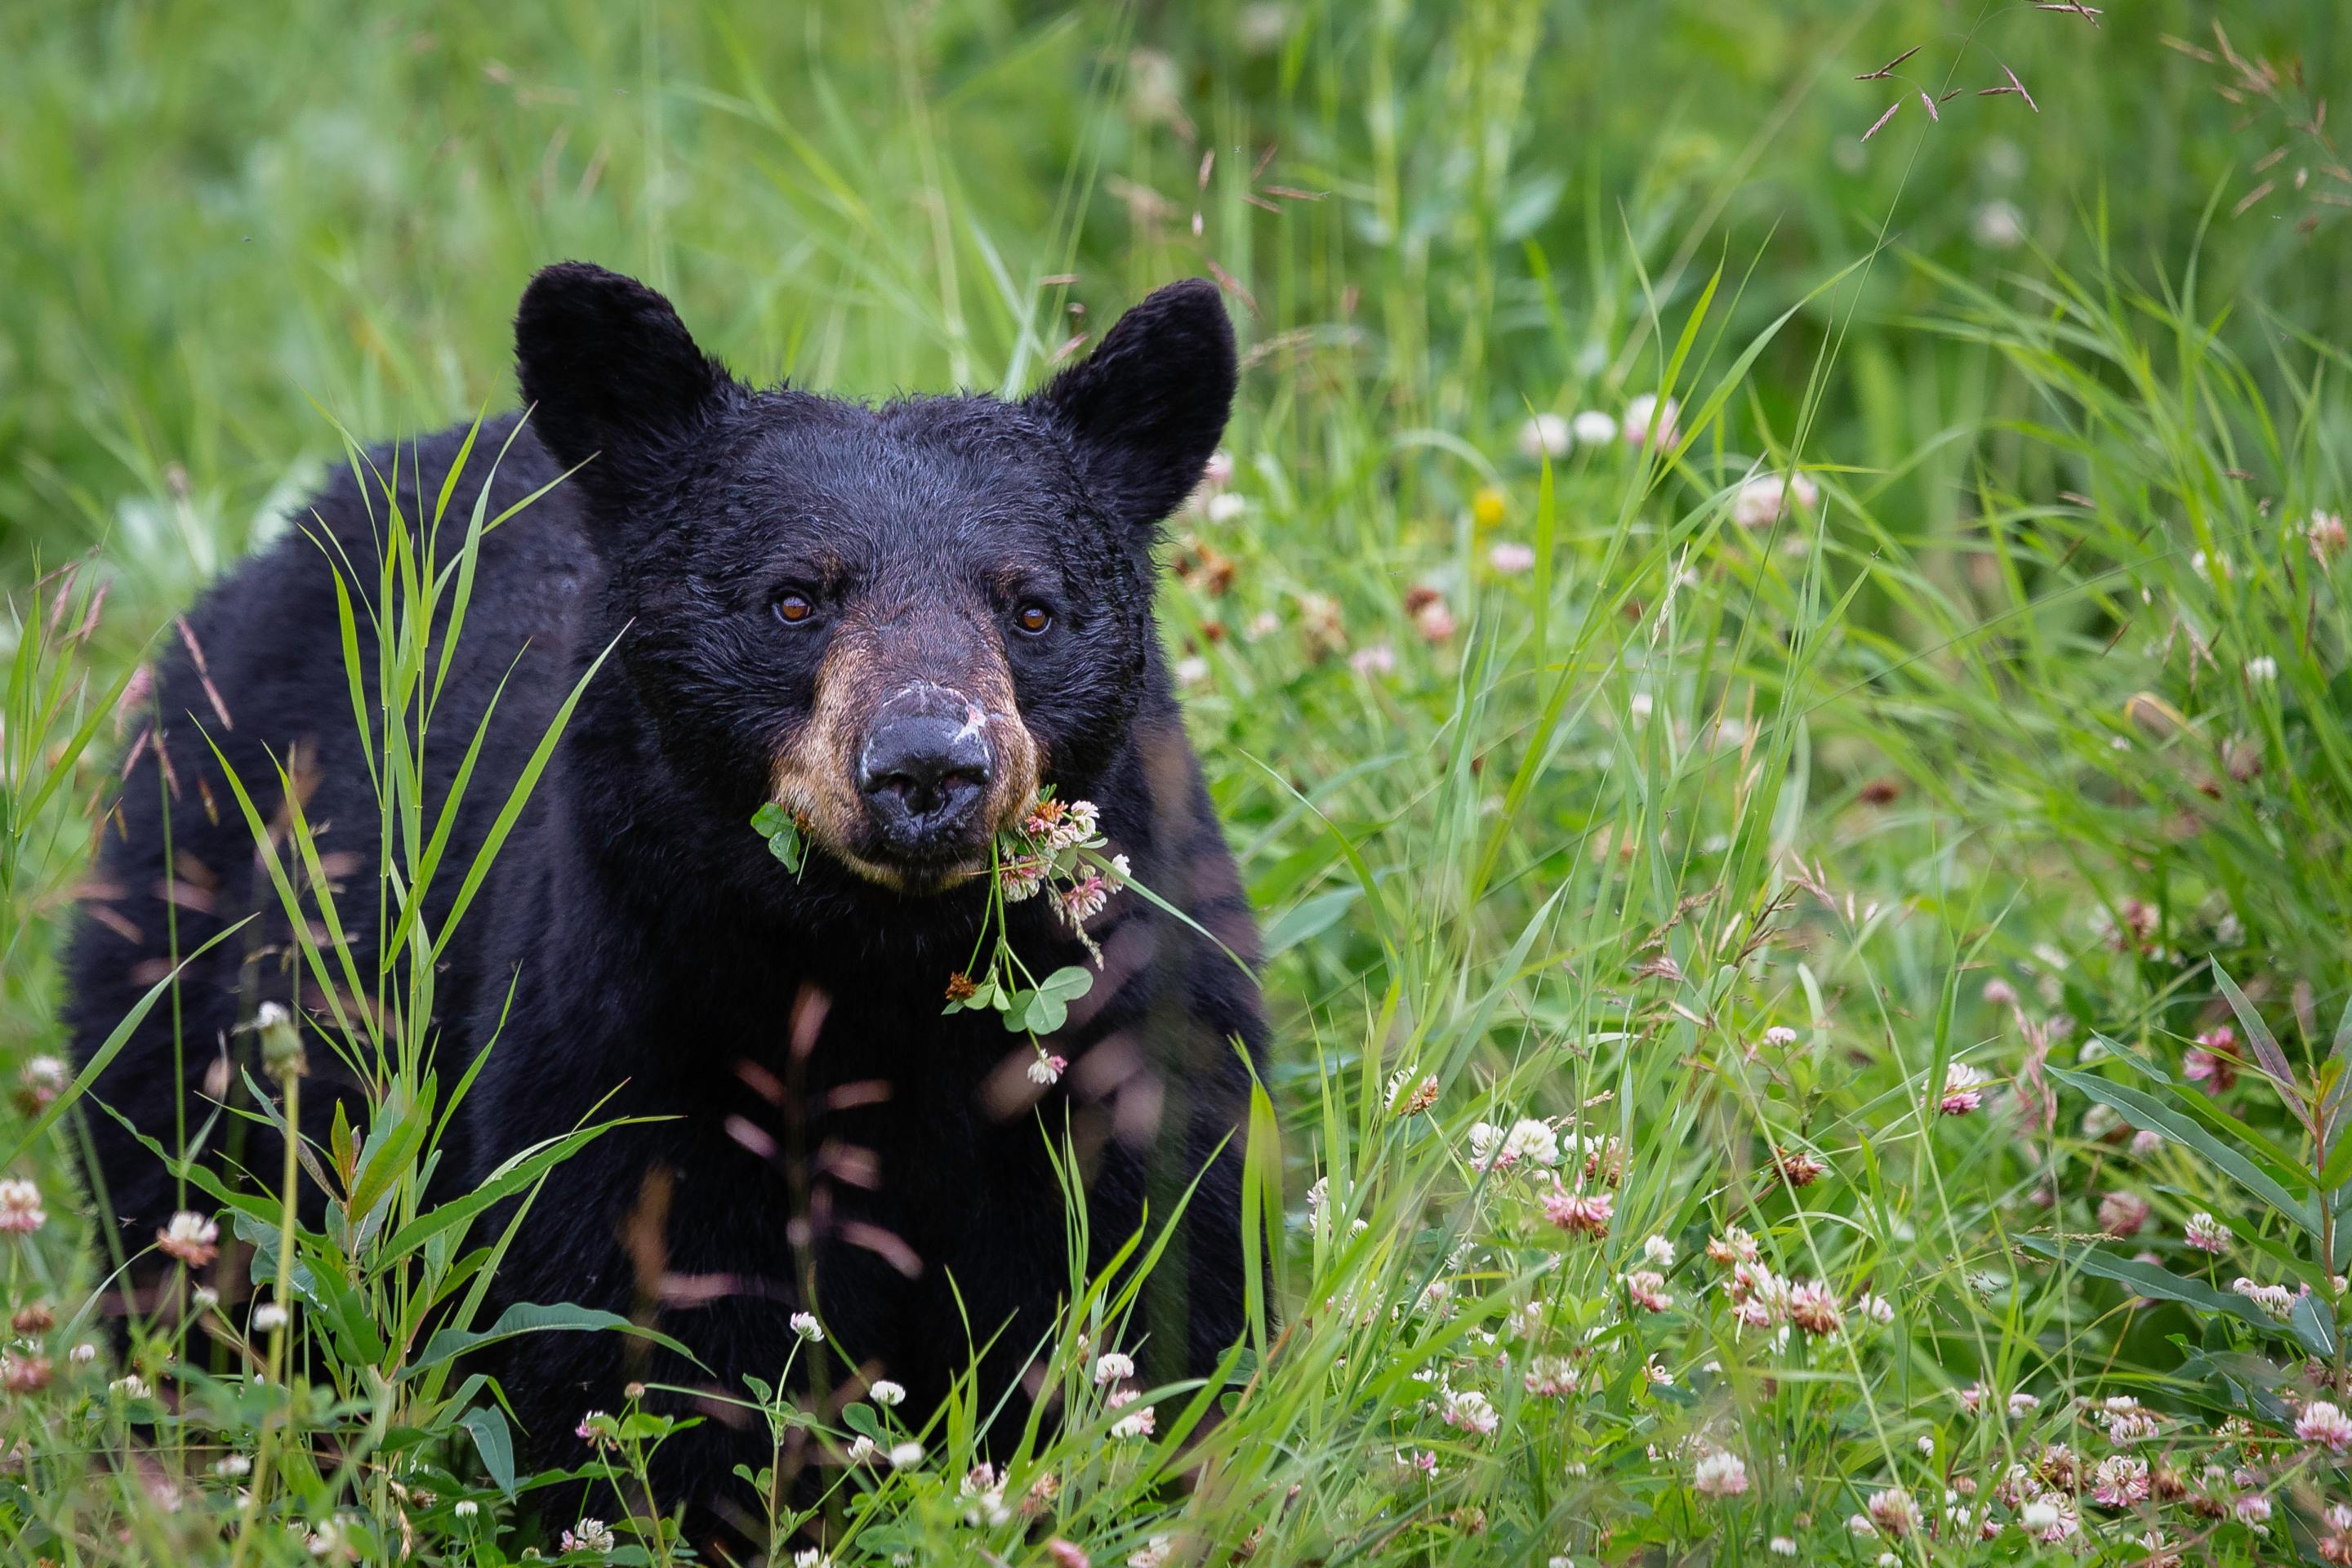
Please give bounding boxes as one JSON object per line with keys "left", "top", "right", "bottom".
{"left": 4, "top": 1, "right": 2352, "bottom": 1562}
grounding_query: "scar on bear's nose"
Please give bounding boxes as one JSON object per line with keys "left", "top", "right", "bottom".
{"left": 857, "top": 707, "right": 993, "bottom": 846}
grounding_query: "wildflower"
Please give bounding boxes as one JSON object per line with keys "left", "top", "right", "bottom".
{"left": 1768, "top": 1539, "right": 1796, "bottom": 1557}
{"left": 1571, "top": 410, "right": 1617, "bottom": 446}
{"left": 2, "top": 1352, "right": 51, "bottom": 1394}
{"left": 1045, "top": 1540, "right": 1091, "bottom": 1568}
{"left": 1405, "top": 586, "right": 1455, "bottom": 643}
{"left": 1622, "top": 394, "right": 1679, "bottom": 448}
{"left": 2184, "top": 1027, "right": 2239, "bottom": 1091}
{"left": 845, "top": 1436, "right": 877, "bottom": 1463}
{"left": 1516, "top": 413, "right": 1571, "bottom": 461}
{"left": 2247, "top": 655, "right": 2279, "bottom": 684}
{"left": 1094, "top": 1351, "right": 1135, "bottom": 1385}
{"left": 158, "top": 1210, "right": 218, "bottom": 1267}
{"left": 1111, "top": 1403, "right": 1156, "bottom": 1440}
{"left": 790, "top": 1311, "right": 823, "bottom": 1343}
{"left": 1786, "top": 1280, "right": 1843, "bottom": 1335}
{"left": 1348, "top": 643, "right": 1396, "bottom": 677}
{"left": 943, "top": 971, "right": 978, "bottom": 1004}
{"left": 253, "top": 1301, "right": 289, "bottom": 1332}
{"left": 1488, "top": 541, "right": 1536, "bottom": 574}
{"left": 997, "top": 854, "right": 1049, "bottom": 902}
{"left": 454, "top": 1500, "right": 479, "bottom": 1518}
{"left": 1730, "top": 472, "right": 1820, "bottom": 528}
{"left": 793, "top": 1552, "right": 831, "bottom": 1568}
{"left": 1865, "top": 1489, "right": 1920, "bottom": 1539}
{"left": 2300, "top": 1401, "right": 2352, "bottom": 1453}
{"left": 1972, "top": 199, "right": 2026, "bottom": 248}
{"left": 868, "top": 1379, "right": 906, "bottom": 1408}
{"left": 2090, "top": 1454, "right": 2150, "bottom": 1508}
{"left": 1763, "top": 1025, "right": 1797, "bottom": 1048}
{"left": 2236, "top": 1493, "right": 2273, "bottom": 1526}
{"left": 889, "top": 1441, "right": 924, "bottom": 1470}
{"left": 0, "top": 1179, "right": 45, "bottom": 1235}
{"left": 1027, "top": 1053, "right": 1067, "bottom": 1087}
{"left": 2019, "top": 1497, "right": 2060, "bottom": 1535}
{"left": 1054, "top": 871, "right": 1111, "bottom": 927}
{"left": 1471, "top": 487, "right": 1508, "bottom": 528}
{"left": 575, "top": 1412, "right": 611, "bottom": 1446}
{"left": 1938, "top": 1061, "right": 1989, "bottom": 1115}
{"left": 2231, "top": 1276, "right": 2295, "bottom": 1320}
{"left": 1642, "top": 1234, "right": 1677, "bottom": 1267}
{"left": 69, "top": 1343, "right": 96, "bottom": 1365}
{"left": 1388, "top": 1072, "right": 1440, "bottom": 1116}
{"left": 1705, "top": 1227, "right": 1760, "bottom": 1266}
{"left": 2129, "top": 1129, "right": 2163, "bottom": 1157}
{"left": 1522, "top": 1356, "right": 1578, "bottom": 1396}
{"left": 1624, "top": 1270, "right": 1673, "bottom": 1312}
{"left": 1542, "top": 1185, "right": 1612, "bottom": 1238}
{"left": 1982, "top": 978, "right": 2018, "bottom": 1007}
{"left": 1773, "top": 1146, "right": 1826, "bottom": 1187}
{"left": 1202, "top": 450, "right": 1234, "bottom": 488}
{"left": 215, "top": 1454, "right": 252, "bottom": 1479}
{"left": 16, "top": 1055, "right": 67, "bottom": 1109}
{"left": 1502, "top": 1117, "right": 1561, "bottom": 1168}
{"left": 1129, "top": 1536, "right": 1174, "bottom": 1568}
{"left": 1204, "top": 492, "right": 1246, "bottom": 525}
{"left": 2310, "top": 510, "right": 2349, "bottom": 566}
{"left": 110, "top": 1374, "right": 151, "bottom": 1399}
{"left": 560, "top": 1518, "right": 616, "bottom": 1552}
{"left": 1852, "top": 1291, "right": 1895, "bottom": 1325}
{"left": 2097, "top": 1396, "right": 2160, "bottom": 1442}
{"left": 2097, "top": 1192, "right": 2149, "bottom": 1237}
{"left": 256, "top": 999, "right": 307, "bottom": 1080}
{"left": 1692, "top": 1449, "right": 1748, "bottom": 1497}
{"left": 1440, "top": 1388, "right": 1499, "bottom": 1435}
{"left": 2184, "top": 1211, "right": 2232, "bottom": 1253}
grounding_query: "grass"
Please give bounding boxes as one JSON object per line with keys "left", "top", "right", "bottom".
{"left": 4, "top": 0, "right": 2352, "bottom": 1562}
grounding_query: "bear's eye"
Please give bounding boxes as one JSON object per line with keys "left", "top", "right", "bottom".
{"left": 1013, "top": 602, "right": 1054, "bottom": 637}
{"left": 773, "top": 591, "right": 816, "bottom": 626}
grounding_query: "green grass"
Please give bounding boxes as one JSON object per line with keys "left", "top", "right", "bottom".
{"left": 5, "top": 1, "right": 2352, "bottom": 1563}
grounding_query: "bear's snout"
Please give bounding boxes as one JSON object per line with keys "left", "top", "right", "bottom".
{"left": 857, "top": 687, "right": 994, "bottom": 852}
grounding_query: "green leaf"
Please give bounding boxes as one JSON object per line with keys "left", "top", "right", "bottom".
{"left": 752, "top": 802, "right": 805, "bottom": 873}
{"left": 2019, "top": 1236, "right": 2280, "bottom": 1336}
{"left": 1036, "top": 965, "right": 1093, "bottom": 1002}
{"left": 404, "top": 1300, "right": 703, "bottom": 1379}
{"left": 2048, "top": 1065, "right": 2318, "bottom": 1232}
{"left": 461, "top": 1404, "right": 518, "bottom": 1500}
{"left": 842, "top": 1401, "right": 884, "bottom": 1441}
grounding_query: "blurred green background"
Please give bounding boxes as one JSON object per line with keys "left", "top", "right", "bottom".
{"left": 4, "top": 0, "right": 2343, "bottom": 612}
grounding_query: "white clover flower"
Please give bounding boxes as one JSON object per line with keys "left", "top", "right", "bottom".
{"left": 560, "top": 1518, "right": 616, "bottom": 1553}
{"left": 1642, "top": 1233, "right": 1677, "bottom": 1267}
{"left": 0, "top": 1178, "right": 47, "bottom": 1234}
{"left": 1516, "top": 412, "right": 1571, "bottom": 461}
{"left": 1691, "top": 1449, "right": 1748, "bottom": 1497}
{"left": 253, "top": 1301, "right": 289, "bottom": 1333}
{"left": 1570, "top": 409, "right": 1617, "bottom": 446}
{"left": 1111, "top": 1404, "right": 1157, "bottom": 1440}
{"left": 1440, "top": 1387, "right": 1500, "bottom": 1435}
{"left": 1622, "top": 394, "right": 1679, "bottom": 448}
{"left": 1094, "top": 1351, "right": 1136, "bottom": 1386}
{"left": 845, "top": 1436, "right": 877, "bottom": 1463}
{"left": 888, "top": 1441, "right": 924, "bottom": 1470}
{"left": 2246, "top": 655, "right": 2278, "bottom": 684}
{"left": 868, "top": 1379, "right": 906, "bottom": 1408}
{"left": 790, "top": 1311, "right": 823, "bottom": 1343}
{"left": 1204, "top": 492, "right": 1246, "bottom": 524}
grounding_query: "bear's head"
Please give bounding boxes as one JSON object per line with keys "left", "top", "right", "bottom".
{"left": 514, "top": 262, "right": 1235, "bottom": 896}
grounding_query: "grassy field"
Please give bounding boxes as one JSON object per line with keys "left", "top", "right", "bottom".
{"left": 6, "top": 1, "right": 2352, "bottom": 1562}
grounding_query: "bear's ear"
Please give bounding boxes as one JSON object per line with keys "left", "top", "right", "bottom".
{"left": 514, "top": 261, "right": 732, "bottom": 505}
{"left": 1030, "top": 278, "right": 1237, "bottom": 540}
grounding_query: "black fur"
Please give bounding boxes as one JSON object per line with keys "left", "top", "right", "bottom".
{"left": 63, "top": 265, "right": 1263, "bottom": 1535}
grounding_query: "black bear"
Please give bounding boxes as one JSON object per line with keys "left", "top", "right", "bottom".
{"left": 64, "top": 263, "right": 1267, "bottom": 1535}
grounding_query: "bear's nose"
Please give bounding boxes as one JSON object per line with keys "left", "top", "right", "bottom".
{"left": 858, "top": 710, "right": 992, "bottom": 849}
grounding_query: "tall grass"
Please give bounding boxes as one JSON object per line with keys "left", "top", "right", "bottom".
{"left": 2, "top": 2, "right": 2350, "bottom": 1564}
